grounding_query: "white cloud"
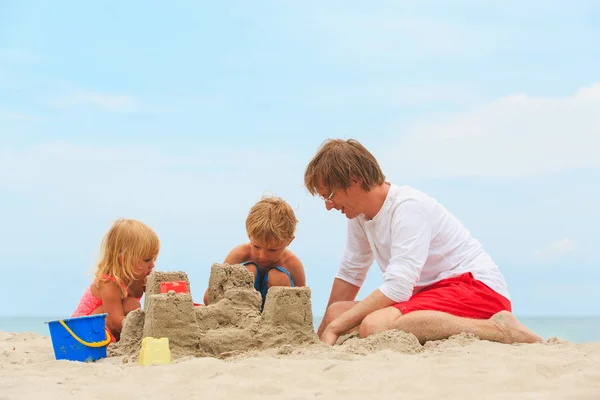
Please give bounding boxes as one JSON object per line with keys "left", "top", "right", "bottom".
{"left": 380, "top": 82, "right": 600, "bottom": 180}
{"left": 534, "top": 238, "right": 575, "bottom": 261}
{"left": 49, "top": 89, "right": 140, "bottom": 113}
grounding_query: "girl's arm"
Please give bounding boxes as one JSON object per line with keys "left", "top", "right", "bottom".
{"left": 128, "top": 278, "right": 146, "bottom": 299}
{"left": 98, "top": 281, "right": 127, "bottom": 334}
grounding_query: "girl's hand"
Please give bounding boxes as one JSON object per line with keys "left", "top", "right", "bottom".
{"left": 129, "top": 278, "right": 146, "bottom": 298}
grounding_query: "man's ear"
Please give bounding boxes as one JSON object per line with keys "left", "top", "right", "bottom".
{"left": 350, "top": 176, "right": 363, "bottom": 185}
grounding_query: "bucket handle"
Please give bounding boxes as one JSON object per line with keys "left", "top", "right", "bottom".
{"left": 58, "top": 320, "right": 111, "bottom": 348}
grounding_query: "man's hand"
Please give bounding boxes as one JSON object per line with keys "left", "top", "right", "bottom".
{"left": 320, "top": 325, "right": 340, "bottom": 346}
{"left": 317, "top": 318, "right": 327, "bottom": 338}
{"left": 320, "top": 289, "right": 396, "bottom": 345}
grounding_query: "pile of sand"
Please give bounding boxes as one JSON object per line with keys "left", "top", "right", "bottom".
{"left": 109, "top": 263, "right": 319, "bottom": 360}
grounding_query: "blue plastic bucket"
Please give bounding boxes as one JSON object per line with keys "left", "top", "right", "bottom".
{"left": 46, "top": 314, "right": 111, "bottom": 362}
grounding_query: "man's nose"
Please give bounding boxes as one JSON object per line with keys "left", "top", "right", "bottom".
{"left": 325, "top": 201, "right": 334, "bottom": 211}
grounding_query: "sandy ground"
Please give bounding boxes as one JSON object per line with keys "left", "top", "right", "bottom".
{"left": 1, "top": 330, "right": 599, "bottom": 400}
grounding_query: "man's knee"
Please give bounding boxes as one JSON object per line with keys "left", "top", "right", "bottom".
{"left": 327, "top": 301, "right": 351, "bottom": 315}
{"left": 359, "top": 307, "right": 402, "bottom": 338}
{"left": 267, "top": 268, "right": 292, "bottom": 288}
{"left": 323, "top": 301, "right": 356, "bottom": 325}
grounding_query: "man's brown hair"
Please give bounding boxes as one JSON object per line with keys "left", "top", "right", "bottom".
{"left": 304, "top": 138, "right": 386, "bottom": 195}
{"left": 246, "top": 196, "right": 298, "bottom": 246}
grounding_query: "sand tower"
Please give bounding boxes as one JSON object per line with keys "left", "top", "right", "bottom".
{"left": 110, "top": 263, "right": 319, "bottom": 359}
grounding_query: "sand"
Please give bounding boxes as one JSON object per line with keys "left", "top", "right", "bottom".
{"left": 2, "top": 330, "right": 600, "bottom": 399}
{"left": 1, "top": 264, "right": 599, "bottom": 399}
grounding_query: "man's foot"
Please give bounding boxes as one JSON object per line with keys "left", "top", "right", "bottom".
{"left": 491, "top": 311, "right": 544, "bottom": 344}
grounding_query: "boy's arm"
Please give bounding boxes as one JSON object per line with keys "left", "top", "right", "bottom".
{"left": 283, "top": 254, "right": 306, "bottom": 287}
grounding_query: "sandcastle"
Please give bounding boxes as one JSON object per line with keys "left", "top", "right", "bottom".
{"left": 109, "top": 263, "right": 319, "bottom": 360}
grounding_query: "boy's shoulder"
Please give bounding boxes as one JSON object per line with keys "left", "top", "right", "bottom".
{"left": 279, "top": 248, "right": 303, "bottom": 270}
{"left": 234, "top": 242, "right": 251, "bottom": 252}
{"left": 224, "top": 243, "right": 252, "bottom": 264}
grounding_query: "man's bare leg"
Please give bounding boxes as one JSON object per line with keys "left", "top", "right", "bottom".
{"left": 360, "top": 307, "right": 543, "bottom": 344}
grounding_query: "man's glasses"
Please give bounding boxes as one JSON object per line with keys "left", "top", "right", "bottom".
{"left": 319, "top": 190, "right": 336, "bottom": 204}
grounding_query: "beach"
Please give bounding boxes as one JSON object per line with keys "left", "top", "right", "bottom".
{"left": 1, "top": 330, "right": 600, "bottom": 399}
{"left": 2, "top": 266, "right": 599, "bottom": 399}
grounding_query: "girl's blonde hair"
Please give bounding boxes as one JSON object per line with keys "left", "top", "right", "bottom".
{"left": 94, "top": 218, "right": 160, "bottom": 298}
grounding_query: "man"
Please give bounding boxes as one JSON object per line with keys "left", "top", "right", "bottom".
{"left": 304, "top": 138, "right": 542, "bottom": 345}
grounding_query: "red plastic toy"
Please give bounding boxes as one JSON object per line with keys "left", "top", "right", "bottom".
{"left": 160, "top": 281, "right": 189, "bottom": 294}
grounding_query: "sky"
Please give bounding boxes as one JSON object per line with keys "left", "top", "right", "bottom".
{"left": 1, "top": 1, "right": 599, "bottom": 319}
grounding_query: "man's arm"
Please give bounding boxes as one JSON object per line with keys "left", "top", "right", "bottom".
{"left": 318, "top": 219, "right": 374, "bottom": 336}
{"left": 378, "top": 199, "right": 431, "bottom": 302}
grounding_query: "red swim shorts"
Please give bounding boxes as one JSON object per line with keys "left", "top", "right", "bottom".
{"left": 392, "top": 272, "right": 511, "bottom": 319}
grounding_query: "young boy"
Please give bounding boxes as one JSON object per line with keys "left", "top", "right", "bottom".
{"left": 203, "top": 196, "right": 306, "bottom": 307}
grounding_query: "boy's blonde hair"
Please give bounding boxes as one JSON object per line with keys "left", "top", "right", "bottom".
{"left": 304, "top": 138, "right": 386, "bottom": 195}
{"left": 246, "top": 196, "right": 298, "bottom": 246}
{"left": 94, "top": 218, "right": 160, "bottom": 297}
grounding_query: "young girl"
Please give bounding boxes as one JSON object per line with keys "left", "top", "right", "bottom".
{"left": 72, "top": 218, "right": 160, "bottom": 341}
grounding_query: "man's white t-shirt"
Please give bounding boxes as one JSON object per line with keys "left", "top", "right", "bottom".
{"left": 336, "top": 184, "right": 510, "bottom": 303}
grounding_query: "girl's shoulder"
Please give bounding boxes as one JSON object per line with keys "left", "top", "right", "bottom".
{"left": 95, "top": 275, "right": 128, "bottom": 294}
{"left": 90, "top": 275, "right": 121, "bottom": 298}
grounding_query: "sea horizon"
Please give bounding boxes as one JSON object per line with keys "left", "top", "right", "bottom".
{"left": 2, "top": 315, "right": 599, "bottom": 344}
